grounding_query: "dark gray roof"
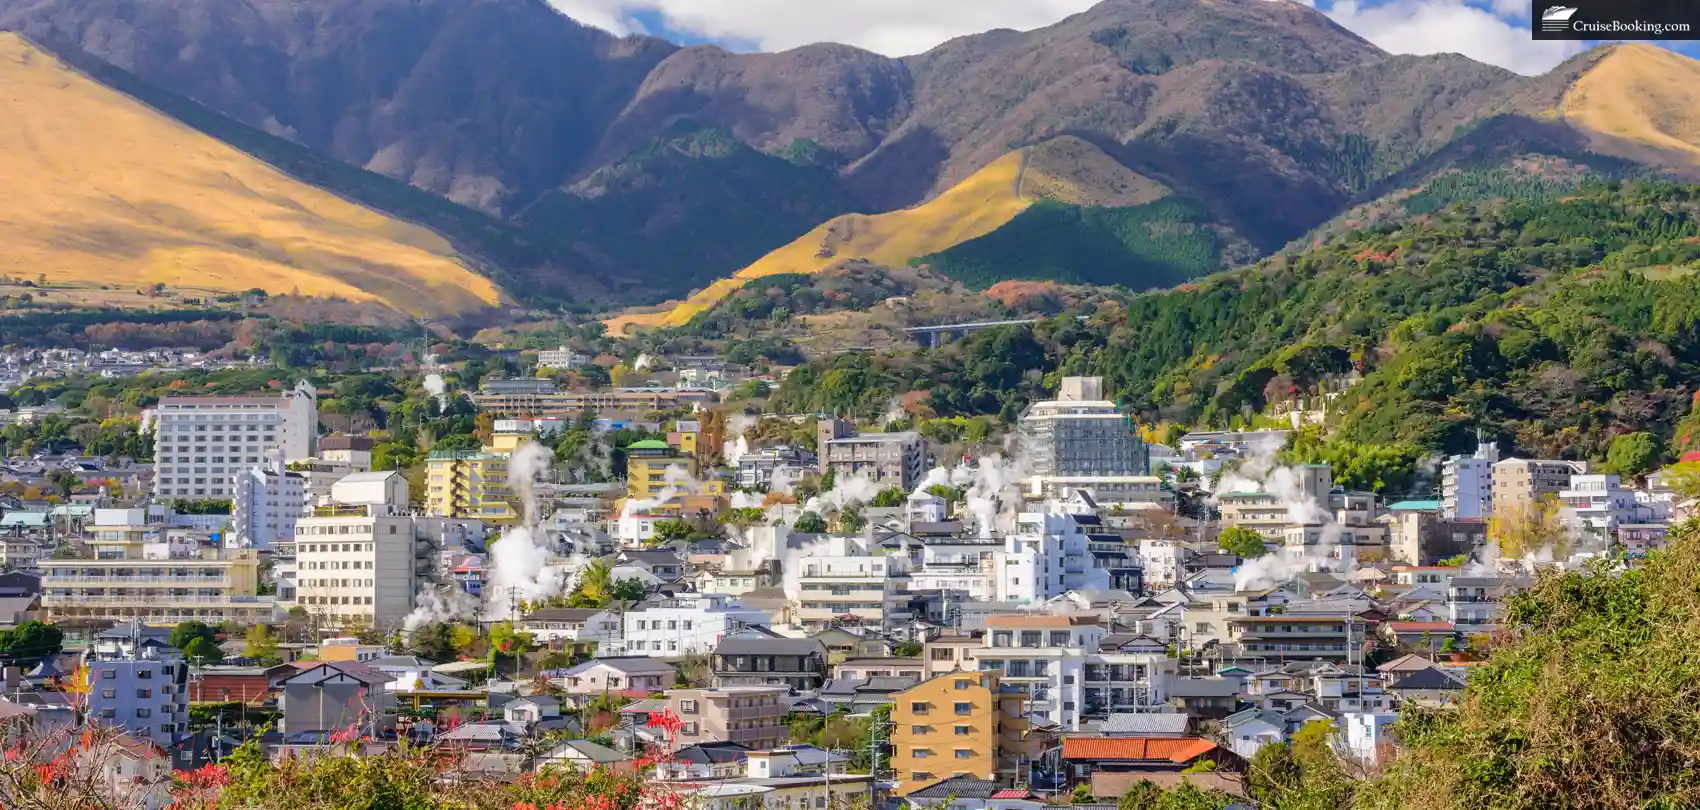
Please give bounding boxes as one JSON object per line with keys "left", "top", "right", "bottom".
{"left": 674, "top": 742, "right": 752, "bottom": 765}
{"left": 907, "top": 775, "right": 1000, "bottom": 799}
{"left": 862, "top": 676, "right": 919, "bottom": 692}
{"left": 566, "top": 657, "right": 677, "bottom": 676}
{"left": 714, "top": 634, "right": 825, "bottom": 657}
{"left": 1390, "top": 668, "right": 1464, "bottom": 691}
{"left": 552, "top": 739, "right": 626, "bottom": 763}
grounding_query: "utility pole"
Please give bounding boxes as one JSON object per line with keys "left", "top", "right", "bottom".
{"left": 868, "top": 711, "right": 892, "bottom": 809}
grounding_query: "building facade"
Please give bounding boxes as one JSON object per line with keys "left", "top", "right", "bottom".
{"left": 87, "top": 649, "right": 190, "bottom": 748}
{"left": 1440, "top": 441, "right": 1497, "bottom": 519}
{"left": 1491, "top": 458, "right": 1588, "bottom": 513}
{"left": 1019, "top": 377, "right": 1148, "bottom": 478}
{"left": 151, "top": 381, "right": 317, "bottom": 499}
{"left": 41, "top": 510, "right": 269, "bottom": 625}
{"left": 619, "top": 594, "right": 770, "bottom": 656}
{"left": 229, "top": 460, "right": 307, "bottom": 550}
{"left": 425, "top": 450, "right": 516, "bottom": 523}
{"left": 822, "top": 432, "right": 927, "bottom": 492}
{"left": 665, "top": 686, "right": 789, "bottom": 751}
{"left": 626, "top": 440, "right": 697, "bottom": 501}
{"left": 889, "top": 671, "right": 1033, "bottom": 795}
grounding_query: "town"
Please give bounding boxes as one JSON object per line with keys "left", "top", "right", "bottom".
{"left": 0, "top": 355, "right": 1682, "bottom": 808}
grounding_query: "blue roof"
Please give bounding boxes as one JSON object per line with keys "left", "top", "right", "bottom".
{"left": 1388, "top": 500, "right": 1443, "bottom": 512}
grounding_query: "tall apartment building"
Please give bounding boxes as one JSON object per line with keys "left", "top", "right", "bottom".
{"left": 1019, "top": 376, "right": 1148, "bottom": 483}
{"left": 822, "top": 431, "right": 928, "bottom": 492}
{"left": 972, "top": 615, "right": 1173, "bottom": 731}
{"left": 425, "top": 449, "right": 517, "bottom": 523}
{"left": 1491, "top": 458, "right": 1589, "bottom": 513}
{"left": 619, "top": 593, "right": 771, "bottom": 656}
{"left": 87, "top": 648, "right": 190, "bottom": 748}
{"left": 150, "top": 381, "right": 317, "bottom": 499}
{"left": 796, "top": 535, "right": 914, "bottom": 631}
{"left": 994, "top": 507, "right": 1110, "bottom": 603}
{"left": 889, "top": 670, "right": 1033, "bottom": 795}
{"left": 664, "top": 686, "right": 789, "bottom": 751}
{"left": 230, "top": 460, "right": 307, "bottom": 549}
{"left": 42, "top": 509, "right": 270, "bottom": 625}
{"left": 626, "top": 439, "right": 697, "bottom": 500}
{"left": 292, "top": 471, "right": 422, "bottom": 631}
{"left": 1441, "top": 440, "right": 1498, "bottom": 519}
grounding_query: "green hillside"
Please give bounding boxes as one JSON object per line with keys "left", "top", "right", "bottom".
{"left": 913, "top": 198, "right": 1255, "bottom": 290}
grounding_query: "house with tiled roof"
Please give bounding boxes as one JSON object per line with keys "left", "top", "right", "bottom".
{"left": 903, "top": 775, "right": 1047, "bottom": 810}
{"left": 1058, "top": 736, "right": 1241, "bottom": 787}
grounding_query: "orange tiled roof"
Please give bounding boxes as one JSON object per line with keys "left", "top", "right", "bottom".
{"left": 1061, "top": 737, "right": 1219, "bottom": 763}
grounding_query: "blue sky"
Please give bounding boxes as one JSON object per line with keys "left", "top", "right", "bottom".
{"left": 555, "top": 0, "right": 1699, "bottom": 75}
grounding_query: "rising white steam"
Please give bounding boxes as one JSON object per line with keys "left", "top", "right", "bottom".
{"left": 482, "top": 442, "right": 567, "bottom": 619}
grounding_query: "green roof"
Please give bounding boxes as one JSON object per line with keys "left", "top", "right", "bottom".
{"left": 628, "top": 439, "right": 673, "bottom": 450}
{"left": 1388, "top": 500, "right": 1443, "bottom": 512}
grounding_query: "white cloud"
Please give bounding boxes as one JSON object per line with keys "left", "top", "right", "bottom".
{"left": 550, "top": 0, "right": 1585, "bottom": 76}
{"left": 1325, "top": 0, "right": 1586, "bottom": 74}
{"left": 548, "top": 0, "right": 1099, "bottom": 55}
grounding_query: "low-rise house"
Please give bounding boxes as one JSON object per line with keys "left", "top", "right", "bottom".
{"left": 520, "top": 608, "right": 622, "bottom": 650}
{"left": 1165, "top": 678, "right": 1243, "bottom": 720}
{"left": 1098, "top": 712, "right": 1191, "bottom": 738}
{"left": 665, "top": 686, "right": 789, "bottom": 751}
{"left": 186, "top": 664, "right": 295, "bottom": 703}
{"left": 834, "top": 657, "right": 925, "bottom": 681}
{"left": 277, "top": 661, "right": 395, "bottom": 736}
{"left": 819, "top": 676, "right": 919, "bottom": 714}
{"left": 1058, "top": 737, "right": 1241, "bottom": 788}
{"left": 712, "top": 631, "right": 828, "bottom": 691}
{"left": 901, "top": 776, "right": 1047, "bottom": 810}
{"left": 439, "top": 720, "right": 529, "bottom": 752}
{"left": 1385, "top": 666, "right": 1465, "bottom": 707}
{"left": 557, "top": 657, "right": 676, "bottom": 700}
{"left": 1221, "top": 708, "right": 1288, "bottom": 758}
{"left": 537, "top": 738, "right": 632, "bottom": 773}
{"left": 503, "top": 695, "right": 562, "bottom": 728}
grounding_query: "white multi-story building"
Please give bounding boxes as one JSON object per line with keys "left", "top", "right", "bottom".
{"left": 994, "top": 507, "right": 1109, "bottom": 603}
{"left": 41, "top": 508, "right": 272, "bottom": 626}
{"left": 230, "top": 460, "right": 307, "bottom": 550}
{"left": 1019, "top": 377, "right": 1148, "bottom": 478}
{"left": 1139, "top": 539, "right": 1192, "bottom": 590}
{"left": 618, "top": 593, "right": 770, "bottom": 657}
{"left": 796, "top": 536, "right": 914, "bottom": 631}
{"left": 1558, "top": 474, "right": 1646, "bottom": 543}
{"left": 150, "top": 381, "right": 317, "bottom": 499}
{"left": 1441, "top": 441, "right": 1497, "bottom": 519}
{"left": 909, "top": 536, "right": 1002, "bottom": 601}
{"left": 974, "top": 615, "right": 1172, "bottom": 731}
{"left": 292, "top": 471, "right": 420, "bottom": 631}
{"left": 1337, "top": 711, "right": 1400, "bottom": 766}
{"left": 536, "top": 347, "right": 589, "bottom": 370}
{"left": 87, "top": 648, "right": 190, "bottom": 748}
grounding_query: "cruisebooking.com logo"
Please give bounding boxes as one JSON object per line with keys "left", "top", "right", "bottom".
{"left": 1533, "top": 3, "right": 1698, "bottom": 39}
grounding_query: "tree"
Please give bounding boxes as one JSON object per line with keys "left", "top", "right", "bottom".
{"left": 836, "top": 503, "right": 866, "bottom": 533}
{"left": 46, "top": 469, "right": 78, "bottom": 498}
{"left": 1217, "top": 526, "right": 1270, "bottom": 559}
{"left": 722, "top": 507, "right": 768, "bottom": 528}
{"left": 1606, "top": 431, "right": 1663, "bottom": 479}
{"left": 1488, "top": 495, "right": 1568, "bottom": 559}
{"left": 243, "top": 624, "right": 280, "bottom": 660}
{"left": 611, "top": 577, "right": 648, "bottom": 603}
{"left": 793, "top": 511, "right": 828, "bottom": 533}
{"left": 574, "top": 559, "right": 613, "bottom": 606}
{"left": 651, "top": 519, "right": 693, "bottom": 544}
{"left": 871, "top": 487, "right": 907, "bottom": 508}
{"left": 893, "top": 641, "right": 922, "bottom": 657}
{"left": 182, "top": 636, "right": 224, "bottom": 665}
{"left": 0, "top": 621, "right": 63, "bottom": 661}
{"left": 170, "top": 621, "right": 218, "bottom": 651}
{"left": 405, "top": 620, "right": 458, "bottom": 662}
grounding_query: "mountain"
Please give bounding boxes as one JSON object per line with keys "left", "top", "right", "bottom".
{"left": 0, "top": 32, "right": 502, "bottom": 317}
{"left": 7, "top": 0, "right": 1700, "bottom": 314}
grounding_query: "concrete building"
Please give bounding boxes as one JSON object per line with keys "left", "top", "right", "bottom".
{"left": 626, "top": 439, "right": 697, "bottom": 501}
{"left": 277, "top": 661, "right": 395, "bottom": 736}
{"left": 1491, "top": 458, "right": 1588, "bottom": 513}
{"left": 229, "top": 460, "right": 307, "bottom": 550}
{"left": 471, "top": 385, "right": 719, "bottom": 419}
{"left": 1441, "top": 441, "right": 1497, "bottom": 519}
{"left": 42, "top": 509, "right": 270, "bottom": 625}
{"left": 87, "top": 648, "right": 190, "bottom": 748}
{"left": 796, "top": 535, "right": 914, "bottom": 631}
{"left": 520, "top": 607, "right": 622, "bottom": 648}
{"left": 619, "top": 593, "right": 770, "bottom": 656}
{"left": 889, "top": 671, "right": 1033, "bottom": 795}
{"left": 317, "top": 435, "right": 374, "bottom": 471}
{"left": 1019, "top": 377, "right": 1148, "bottom": 479}
{"left": 1558, "top": 474, "right": 1645, "bottom": 544}
{"left": 735, "top": 446, "right": 817, "bottom": 490}
{"left": 425, "top": 450, "right": 517, "bottom": 523}
{"left": 536, "top": 347, "right": 589, "bottom": 370}
{"left": 292, "top": 471, "right": 423, "bottom": 632}
{"left": 1387, "top": 502, "right": 1486, "bottom": 565}
{"left": 151, "top": 381, "right": 317, "bottom": 499}
{"left": 712, "top": 631, "right": 829, "bottom": 691}
{"left": 822, "top": 431, "right": 928, "bottom": 492}
{"left": 974, "top": 614, "right": 1172, "bottom": 731}
{"left": 664, "top": 686, "right": 790, "bottom": 751}
{"left": 994, "top": 507, "right": 1110, "bottom": 604}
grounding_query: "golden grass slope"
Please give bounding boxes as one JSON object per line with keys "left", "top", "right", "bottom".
{"left": 1560, "top": 43, "right": 1700, "bottom": 171}
{"left": 608, "top": 135, "right": 1165, "bottom": 332}
{"left": 0, "top": 34, "right": 503, "bottom": 317}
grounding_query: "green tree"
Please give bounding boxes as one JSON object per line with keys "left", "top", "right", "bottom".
{"left": 0, "top": 621, "right": 64, "bottom": 660}
{"left": 1217, "top": 526, "right": 1270, "bottom": 559}
{"left": 405, "top": 620, "right": 458, "bottom": 662}
{"left": 182, "top": 636, "right": 224, "bottom": 665}
{"left": 1606, "top": 431, "right": 1663, "bottom": 479}
{"left": 836, "top": 503, "right": 866, "bottom": 533}
{"left": 722, "top": 507, "right": 768, "bottom": 527}
{"left": 871, "top": 487, "right": 907, "bottom": 508}
{"left": 893, "top": 641, "right": 922, "bottom": 657}
{"left": 611, "top": 578, "right": 648, "bottom": 603}
{"left": 651, "top": 519, "right": 694, "bottom": 544}
{"left": 793, "top": 511, "right": 828, "bottom": 533}
{"left": 169, "top": 620, "right": 218, "bottom": 650}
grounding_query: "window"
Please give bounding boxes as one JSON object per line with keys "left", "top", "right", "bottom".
{"left": 954, "top": 726, "right": 971, "bottom": 736}
{"left": 682, "top": 722, "right": 699, "bottom": 734}
{"left": 680, "top": 700, "right": 698, "bottom": 714}
{"left": 911, "top": 725, "right": 931, "bottom": 735}
{"left": 912, "top": 772, "right": 933, "bottom": 781}
{"left": 910, "top": 702, "right": 929, "bottom": 715}
{"left": 954, "top": 702, "right": 972, "bottom": 715}
{"left": 136, "top": 689, "right": 152, "bottom": 699}
{"left": 136, "top": 708, "right": 152, "bottom": 718}
{"left": 913, "top": 749, "right": 932, "bottom": 758}
{"left": 955, "top": 749, "right": 973, "bottom": 759}
{"left": 101, "top": 689, "right": 116, "bottom": 699}
{"left": 954, "top": 679, "right": 972, "bottom": 690}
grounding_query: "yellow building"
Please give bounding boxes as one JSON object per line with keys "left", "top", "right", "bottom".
{"left": 626, "top": 439, "right": 698, "bottom": 500}
{"left": 41, "top": 515, "right": 269, "bottom": 625}
{"left": 889, "top": 670, "right": 1037, "bottom": 796}
{"left": 425, "top": 449, "right": 518, "bottom": 523}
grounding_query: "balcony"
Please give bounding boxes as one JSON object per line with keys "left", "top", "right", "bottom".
{"left": 45, "top": 575, "right": 230, "bottom": 586}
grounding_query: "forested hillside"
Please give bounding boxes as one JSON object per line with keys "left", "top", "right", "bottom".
{"left": 772, "top": 181, "right": 1700, "bottom": 471}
